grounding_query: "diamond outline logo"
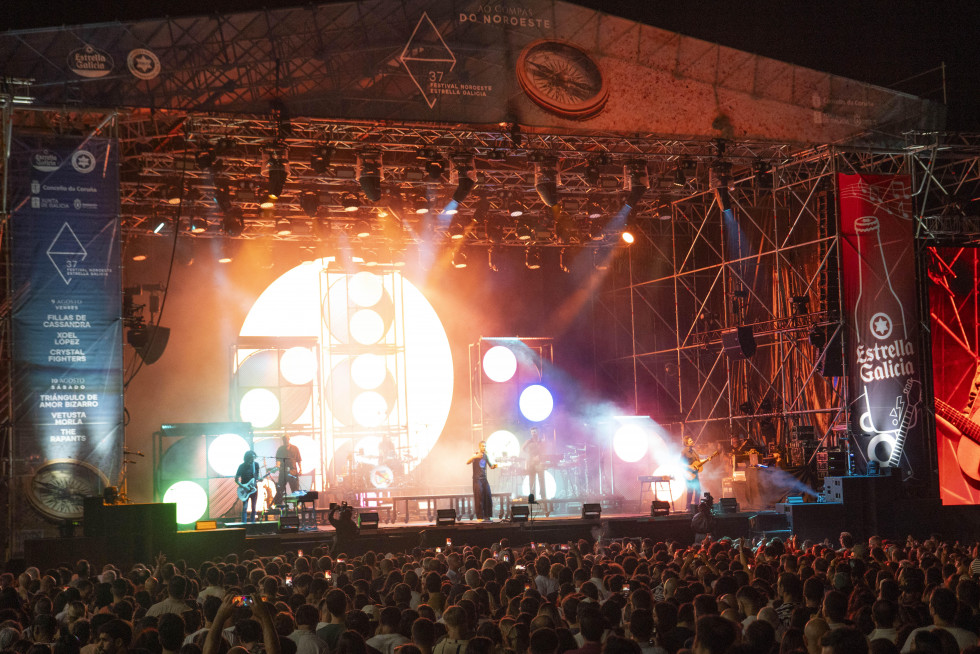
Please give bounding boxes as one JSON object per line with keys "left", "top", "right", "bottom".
{"left": 399, "top": 13, "right": 456, "bottom": 108}
{"left": 46, "top": 223, "right": 87, "bottom": 285}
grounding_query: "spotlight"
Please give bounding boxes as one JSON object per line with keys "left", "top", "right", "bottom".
{"left": 222, "top": 207, "right": 245, "bottom": 236}
{"left": 525, "top": 247, "right": 541, "bottom": 270}
{"left": 267, "top": 155, "right": 287, "bottom": 198}
{"left": 413, "top": 194, "right": 430, "bottom": 215}
{"left": 709, "top": 160, "right": 734, "bottom": 212}
{"left": 237, "top": 180, "right": 257, "bottom": 202}
{"left": 508, "top": 198, "right": 525, "bottom": 218}
{"left": 584, "top": 154, "right": 606, "bottom": 187}
{"left": 587, "top": 217, "right": 606, "bottom": 241}
{"left": 621, "top": 229, "right": 635, "bottom": 245}
{"left": 533, "top": 157, "right": 559, "bottom": 207}
{"left": 515, "top": 219, "right": 534, "bottom": 241}
{"left": 354, "top": 219, "right": 371, "bottom": 238}
{"left": 418, "top": 148, "right": 445, "bottom": 182}
{"left": 300, "top": 191, "right": 319, "bottom": 217}
{"left": 164, "top": 184, "right": 182, "bottom": 205}
{"left": 195, "top": 146, "right": 217, "bottom": 171}
{"left": 357, "top": 150, "right": 383, "bottom": 202}
{"left": 452, "top": 248, "right": 468, "bottom": 269}
{"left": 310, "top": 144, "right": 334, "bottom": 175}
{"left": 585, "top": 199, "right": 603, "bottom": 220}
{"left": 188, "top": 212, "right": 208, "bottom": 234}
{"left": 276, "top": 217, "right": 293, "bottom": 236}
{"left": 341, "top": 192, "right": 361, "bottom": 212}
{"left": 214, "top": 183, "right": 235, "bottom": 213}
{"left": 448, "top": 215, "right": 467, "bottom": 240}
{"left": 625, "top": 159, "right": 648, "bottom": 208}
{"left": 451, "top": 154, "right": 477, "bottom": 203}
{"left": 674, "top": 158, "right": 696, "bottom": 187}
{"left": 217, "top": 240, "right": 235, "bottom": 263}
{"left": 555, "top": 210, "right": 576, "bottom": 244}
{"left": 130, "top": 241, "right": 148, "bottom": 262}
{"left": 487, "top": 247, "right": 499, "bottom": 272}
{"left": 486, "top": 214, "right": 505, "bottom": 243}
{"left": 152, "top": 216, "right": 169, "bottom": 234}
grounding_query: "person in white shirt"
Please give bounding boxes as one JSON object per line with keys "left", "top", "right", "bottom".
{"left": 900, "top": 587, "right": 977, "bottom": 653}
{"left": 867, "top": 599, "right": 899, "bottom": 645}
{"left": 366, "top": 607, "right": 410, "bottom": 654}
{"left": 288, "top": 604, "right": 329, "bottom": 654}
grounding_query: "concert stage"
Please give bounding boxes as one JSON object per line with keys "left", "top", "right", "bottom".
{"left": 20, "top": 497, "right": 980, "bottom": 573}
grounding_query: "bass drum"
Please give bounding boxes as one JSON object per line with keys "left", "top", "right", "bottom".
{"left": 369, "top": 465, "right": 395, "bottom": 489}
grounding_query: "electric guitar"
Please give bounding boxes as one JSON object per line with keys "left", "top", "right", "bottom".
{"left": 237, "top": 468, "right": 275, "bottom": 501}
{"left": 935, "top": 397, "right": 980, "bottom": 481}
{"left": 684, "top": 450, "right": 721, "bottom": 481}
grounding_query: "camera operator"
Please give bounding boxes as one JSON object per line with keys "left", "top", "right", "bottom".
{"left": 691, "top": 493, "right": 715, "bottom": 543}
{"left": 328, "top": 502, "right": 358, "bottom": 556}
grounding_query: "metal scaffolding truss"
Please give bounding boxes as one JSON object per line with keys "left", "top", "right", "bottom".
{"left": 94, "top": 109, "right": 797, "bottom": 246}
{"left": 594, "top": 133, "right": 980, "bottom": 452}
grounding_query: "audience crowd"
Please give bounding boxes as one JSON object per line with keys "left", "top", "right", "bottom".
{"left": 3, "top": 530, "right": 980, "bottom": 654}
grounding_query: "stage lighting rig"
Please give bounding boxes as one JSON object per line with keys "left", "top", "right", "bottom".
{"left": 532, "top": 154, "right": 559, "bottom": 207}
{"left": 624, "top": 159, "right": 649, "bottom": 208}
{"left": 357, "top": 150, "right": 383, "bottom": 202}
{"left": 300, "top": 191, "right": 319, "bottom": 217}
{"left": 450, "top": 153, "right": 477, "bottom": 203}
{"left": 222, "top": 207, "right": 245, "bottom": 236}
{"left": 310, "top": 143, "right": 334, "bottom": 174}
{"left": 525, "top": 247, "right": 542, "bottom": 270}
{"left": 266, "top": 153, "right": 288, "bottom": 199}
{"left": 452, "top": 247, "right": 468, "bottom": 268}
{"left": 341, "top": 191, "right": 361, "bottom": 212}
{"left": 584, "top": 153, "right": 610, "bottom": 187}
{"left": 417, "top": 147, "right": 446, "bottom": 182}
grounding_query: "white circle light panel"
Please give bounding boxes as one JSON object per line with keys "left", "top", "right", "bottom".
{"left": 483, "top": 345, "right": 518, "bottom": 382}
{"left": 280, "top": 347, "right": 317, "bottom": 385}
{"left": 350, "top": 309, "right": 386, "bottom": 344}
{"left": 613, "top": 423, "right": 648, "bottom": 463}
{"left": 239, "top": 264, "right": 453, "bottom": 474}
{"left": 486, "top": 430, "right": 521, "bottom": 461}
{"left": 351, "top": 354, "right": 388, "bottom": 389}
{"left": 519, "top": 384, "right": 554, "bottom": 422}
{"left": 349, "top": 271, "right": 385, "bottom": 307}
{"left": 162, "top": 481, "right": 209, "bottom": 524}
{"left": 240, "top": 388, "right": 280, "bottom": 428}
{"left": 208, "top": 433, "right": 251, "bottom": 476}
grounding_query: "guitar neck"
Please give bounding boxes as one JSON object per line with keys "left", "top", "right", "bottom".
{"left": 936, "top": 398, "right": 980, "bottom": 445}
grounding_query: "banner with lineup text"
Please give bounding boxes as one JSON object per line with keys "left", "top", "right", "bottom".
{"left": 9, "top": 132, "right": 123, "bottom": 520}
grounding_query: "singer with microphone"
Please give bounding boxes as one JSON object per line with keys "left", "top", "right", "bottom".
{"left": 466, "top": 441, "right": 497, "bottom": 522}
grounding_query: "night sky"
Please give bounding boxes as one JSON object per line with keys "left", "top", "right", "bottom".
{"left": 2, "top": 0, "right": 977, "bottom": 131}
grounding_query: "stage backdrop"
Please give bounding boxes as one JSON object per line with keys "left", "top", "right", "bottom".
{"left": 928, "top": 246, "right": 980, "bottom": 504}
{"left": 8, "top": 132, "right": 123, "bottom": 522}
{"left": 839, "top": 174, "right": 923, "bottom": 479}
{"left": 0, "top": 0, "right": 943, "bottom": 143}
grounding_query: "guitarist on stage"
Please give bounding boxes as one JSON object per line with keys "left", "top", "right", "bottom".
{"left": 235, "top": 450, "right": 260, "bottom": 523}
{"left": 682, "top": 436, "right": 704, "bottom": 508}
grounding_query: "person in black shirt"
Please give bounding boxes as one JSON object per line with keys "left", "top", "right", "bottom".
{"left": 328, "top": 503, "right": 358, "bottom": 556}
{"left": 235, "top": 451, "right": 259, "bottom": 523}
{"left": 274, "top": 434, "right": 302, "bottom": 504}
{"left": 467, "top": 441, "right": 497, "bottom": 521}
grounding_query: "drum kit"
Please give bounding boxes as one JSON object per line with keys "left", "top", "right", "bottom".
{"left": 494, "top": 444, "right": 593, "bottom": 498}
{"left": 344, "top": 446, "right": 419, "bottom": 491}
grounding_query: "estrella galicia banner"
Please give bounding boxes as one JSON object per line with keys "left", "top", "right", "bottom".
{"left": 9, "top": 133, "right": 122, "bottom": 521}
{"left": 839, "top": 174, "right": 922, "bottom": 480}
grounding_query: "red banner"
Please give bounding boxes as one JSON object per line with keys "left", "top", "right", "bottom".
{"left": 839, "top": 174, "right": 922, "bottom": 479}
{"left": 928, "top": 246, "right": 980, "bottom": 504}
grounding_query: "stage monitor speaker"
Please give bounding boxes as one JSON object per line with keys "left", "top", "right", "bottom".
{"left": 719, "top": 498, "right": 739, "bottom": 514}
{"left": 358, "top": 512, "right": 379, "bottom": 529}
{"left": 721, "top": 326, "right": 756, "bottom": 359}
{"left": 279, "top": 515, "right": 300, "bottom": 533}
{"left": 582, "top": 503, "right": 601, "bottom": 520}
{"left": 750, "top": 511, "right": 790, "bottom": 533}
{"left": 436, "top": 509, "right": 456, "bottom": 526}
{"left": 650, "top": 501, "right": 670, "bottom": 517}
{"left": 195, "top": 520, "right": 218, "bottom": 531}
{"left": 511, "top": 505, "right": 530, "bottom": 523}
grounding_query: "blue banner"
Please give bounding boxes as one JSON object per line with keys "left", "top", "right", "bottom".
{"left": 9, "top": 133, "right": 122, "bottom": 520}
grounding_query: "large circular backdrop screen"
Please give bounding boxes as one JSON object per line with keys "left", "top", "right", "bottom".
{"left": 239, "top": 261, "right": 454, "bottom": 475}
